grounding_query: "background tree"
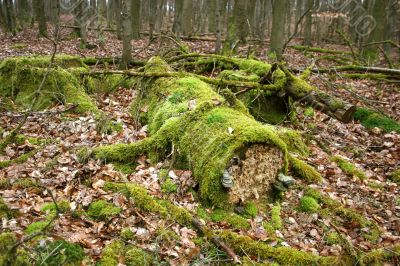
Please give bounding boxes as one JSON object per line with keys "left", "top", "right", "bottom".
{"left": 269, "top": 0, "right": 289, "bottom": 59}
{"left": 33, "top": 0, "right": 46, "bottom": 37}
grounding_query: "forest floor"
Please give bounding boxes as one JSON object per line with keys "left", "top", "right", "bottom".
{"left": 0, "top": 27, "right": 399, "bottom": 265}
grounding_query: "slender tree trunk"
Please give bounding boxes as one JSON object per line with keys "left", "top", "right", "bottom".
{"left": 182, "top": 0, "right": 193, "bottom": 36}
{"left": 173, "top": 0, "right": 183, "bottom": 38}
{"left": 115, "top": 0, "right": 123, "bottom": 40}
{"left": 121, "top": 0, "right": 132, "bottom": 69}
{"left": 215, "top": 0, "right": 223, "bottom": 52}
{"left": 269, "top": 0, "right": 289, "bottom": 59}
{"left": 33, "top": 0, "right": 46, "bottom": 37}
{"left": 207, "top": 0, "right": 217, "bottom": 33}
{"left": 4, "top": 0, "right": 17, "bottom": 35}
{"left": 303, "top": 0, "right": 313, "bottom": 45}
{"left": 149, "top": 0, "right": 157, "bottom": 40}
{"left": 362, "top": 0, "right": 389, "bottom": 62}
{"left": 131, "top": 0, "right": 141, "bottom": 40}
{"left": 98, "top": 0, "right": 107, "bottom": 27}
{"left": 234, "top": 0, "right": 248, "bottom": 43}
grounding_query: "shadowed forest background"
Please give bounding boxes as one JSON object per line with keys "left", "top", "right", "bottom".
{"left": 0, "top": 0, "right": 399, "bottom": 265}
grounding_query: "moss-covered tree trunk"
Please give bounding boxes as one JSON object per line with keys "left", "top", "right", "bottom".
{"left": 94, "top": 57, "right": 311, "bottom": 208}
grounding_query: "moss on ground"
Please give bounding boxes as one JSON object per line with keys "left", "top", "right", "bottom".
{"left": 210, "top": 209, "right": 250, "bottom": 229}
{"left": 289, "top": 155, "right": 323, "bottom": 183}
{"left": 0, "top": 197, "right": 15, "bottom": 218}
{"left": 243, "top": 202, "right": 258, "bottom": 218}
{"left": 12, "top": 177, "right": 38, "bottom": 189}
{"left": 304, "top": 187, "right": 380, "bottom": 243}
{"left": 0, "top": 232, "right": 31, "bottom": 265}
{"left": 299, "top": 196, "right": 320, "bottom": 213}
{"left": 99, "top": 240, "right": 153, "bottom": 266}
{"left": 86, "top": 200, "right": 121, "bottom": 221}
{"left": 331, "top": 156, "right": 367, "bottom": 180}
{"left": 25, "top": 221, "right": 50, "bottom": 235}
{"left": 325, "top": 232, "right": 341, "bottom": 245}
{"left": 161, "top": 177, "right": 178, "bottom": 194}
{"left": 389, "top": 168, "right": 400, "bottom": 184}
{"left": 354, "top": 108, "right": 400, "bottom": 133}
{"left": 270, "top": 203, "right": 282, "bottom": 230}
{"left": 41, "top": 199, "right": 70, "bottom": 214}
{"left": 34, "top": 240, "right": 84, "bottom": 265}
{"left": 0, "top": 149, "right": 38, "bottom": 170}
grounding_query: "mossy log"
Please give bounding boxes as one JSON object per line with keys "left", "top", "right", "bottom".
{"left": 94, "top": 57, "right": 318, "bottom": 207}
{"left": 0, "top": 55, "right": 98, "bottom": 113}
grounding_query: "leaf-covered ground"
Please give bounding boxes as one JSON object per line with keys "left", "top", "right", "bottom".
{"left": 0, "top": 27, "right": 399, "bottom": 265}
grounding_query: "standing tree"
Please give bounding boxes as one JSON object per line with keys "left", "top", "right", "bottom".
{"left": 303, "top": 0, "right": 314, "bottom": 45}
{"left": 269, "top": 0, "right": 289, "bottom": 59}
{"left": 233, "top": 0, "right": 248, "bottom": 43}
{"left": 33, "top": 0, "right": 46, "bottom": 37}
{"left": 182, "top": 0, "right": 193, "bottom": 36}
{"left": 4, "top": 0, "right": 17, "bottom": 35}
{"left": 131, "top": 0, "right": 141, "bottom": 39}
{"left": 121, "top": 0, "right": 132, "bottom": 69}
{"left": 173, "top": 0, "right": 183, "bottom": 38}
{"left": 362, "top": 0, "right": 389, "bottom": 62}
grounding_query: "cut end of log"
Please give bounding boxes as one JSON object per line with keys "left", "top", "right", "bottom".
{"left": 227, "top": 144, "right": 284, "bottom": 204}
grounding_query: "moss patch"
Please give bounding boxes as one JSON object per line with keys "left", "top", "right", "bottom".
{"left": 289, "top": 155, "right": 323, "bottom": 183}
{"left": 99, "top": 240, "right": 153, "bottom": 266}
{"left": 354, "top": 108, "right": 400, "bottom": 133}
{"left": 210, "top": 209, "right": 250, "bottom": 230}
{"left": 34, "top": 240, "right": 84, "bottom": 265}
{"left": 299, "top": 196, "right": 320, "bottom": 213}
{"left": 389, "top": 168, "right": 400, "bottom": 184}
{"left": 87, "top": 200, "right": 121, "bottom": 221}
{"left": 331, "top": 156, "right": 367, "bottom": 180}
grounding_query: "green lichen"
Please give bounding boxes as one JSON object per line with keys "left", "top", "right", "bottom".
{"left": 87, "top": 200, "right": 121, "bottom": 221}
{"left": 289, "top": 155, "right": 323, "bottom": 183}
{"left": 331, "top": 156, "right": 367, "bottom": 180}
{"left": 299, "top": 196, "right": 320, "bottom": 213}
{"left": 354, "top": 108, "right": 400, "bottom": 133}
{"left": 211, "top": 209, "right": 250, "bottom": 230}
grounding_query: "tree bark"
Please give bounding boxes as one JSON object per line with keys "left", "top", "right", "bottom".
{"left": 120, "top": 0, "right": 132, "bottom": 69}
{"left": 182, "top": 0, "right": 193, "bottom": 36}
{"left": 33, "top": 0, "right": 47, "bottom": 37}
{"left": 269, "top": 0, "right": 289, "bottom": 59}
{"left": 4, "top": 0, "right": 17, "bottom": 35}
{"left": 131, "top": 0, "right": 141, "bottom": 39}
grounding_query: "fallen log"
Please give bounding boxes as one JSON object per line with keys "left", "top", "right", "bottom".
{"left": 93, "top": 57, "right": 318, "bottom": 207}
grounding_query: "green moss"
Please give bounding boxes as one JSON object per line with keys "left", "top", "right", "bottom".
{"left": 99, "top": 240, "right": 153, "bottom": 266}
{"left": 243, "top": 202, "right": 258, "bottom": 218}
{"left": 368, "top": 181, "right": 384, "bottom": 190}
{"left": 0, "top": 149, "right": 38, "bottom": 170}
{"left": 11, "top": 43, "right": 27, "bottom": 50}
{"left": 270, "top": 203, "right": 282, "bottom": 230}
{"left": 35, "top": 240, "right": 84, "bottom": 265}
{"left": 25, "top": 221, "right": 50, "bottom": 235}
{"left": 125, "top": 246, "right": 153, "bottom": 266}
{"left": 196, "top": 207, "right": 211, "bottom": 221}
{"left": 87, "top": 200, "right": 121, "bottom": 221}
{"left": 105, "top": 182, "right": 192, "bottom": 225}
{"left": 99, "top": 240, "right": 125, "bottom": 266}
{"left": 216, "top": 230, "right": 346, "bottom": 265}
{"left": 13, "top": 177, "right": 38, "bottom": 189}
{"left": 155, "top": 227, "right": 180, "bottom": 244}
{"left": 112, "top": 162, "right": 136, "bottom": 175}
{"left": 218, "top": 70, "right": 260, "bottom": 82}
{"left": 289, "top": 156, "right": 322, "bottom": 183}
{"left": 0, "top": 178, "right": 11, "bottom": 189}
{"left": 389, "top": 168, "right": 400, "bottom": 184}
{"left": 0, "top": 197, "right": 14, "bottom": 218}
{"left": 120, "top": 227, "right": 134, "bottom": 240}
{"left": 0, "top": 56, "right": 98, "bottom": 114}
{"left": 331, "top": 156, "right": 367, "bottom": 180}
{"left": 278, "top": 129, "right": 309, "bottom": 156}
{"left": 354, "top": 108, "right": 400, "bottom": 133}
{"left": 303, "top": 187, "right": 380, "bottom": 243}
{"left": 161, "top": 178, "right": 178, "bottom": 194}
{"left": 41, "top": 200, "right": 70, "bottom": 214}
{"left": 304, "top": 106, "right": 315, "bottom": 117}
{"left": 325, "top": 232, "right": 341, "bottom": 245}
{"left": 299, "top": 196, "right": 320, "bottom": 213}
{"left": 206, "top": 113, "right": 226, "bottom": 124}
{"left": 0, "top": 232, "right": 30, "bottom": 265}
{"left": 211, "top": 209, "right": 250, "bottom": 230}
